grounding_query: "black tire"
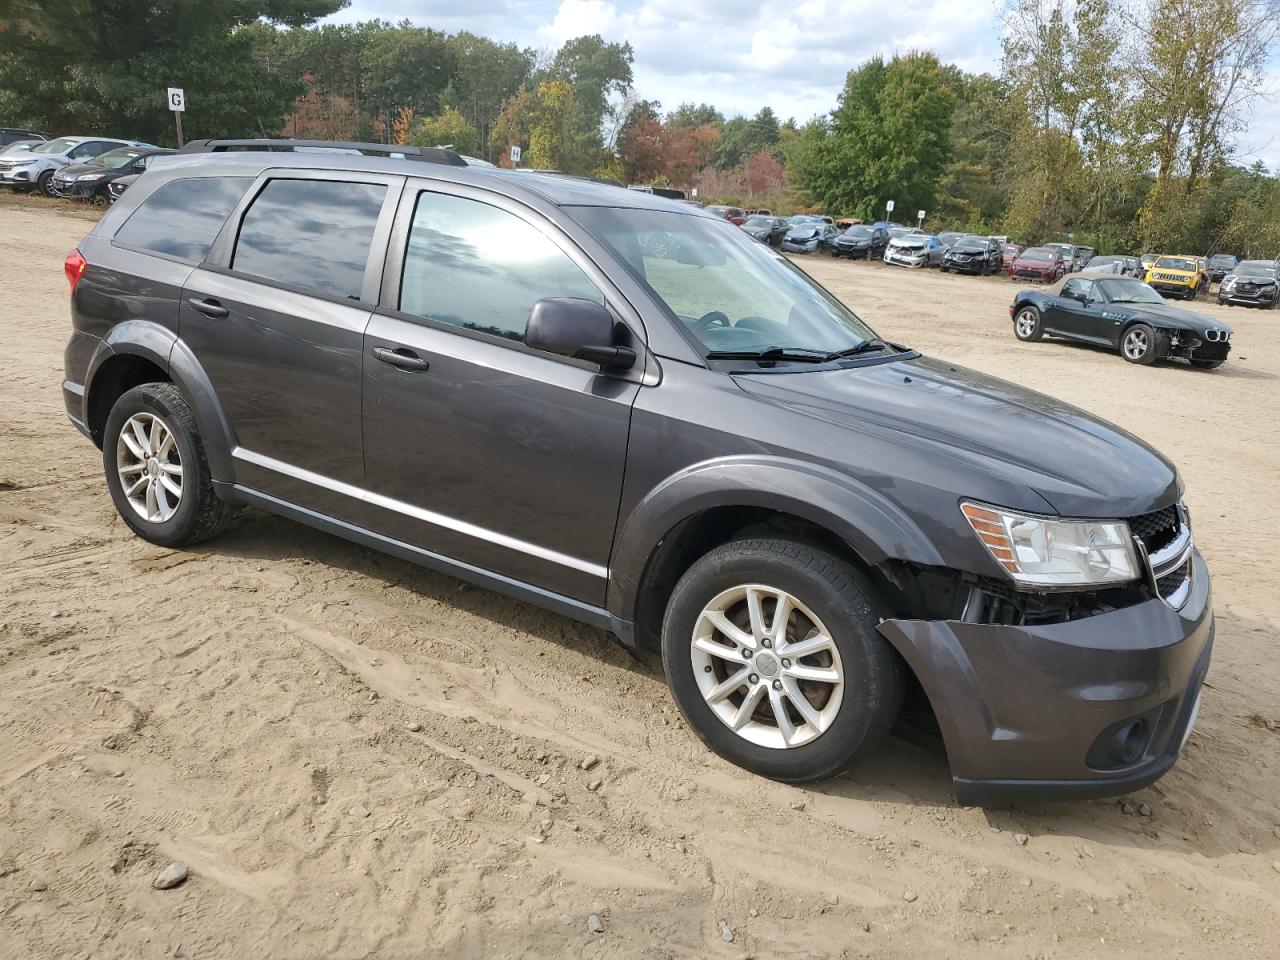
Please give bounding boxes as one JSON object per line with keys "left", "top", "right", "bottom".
{"left": 1189, "top": 357, "right": 1224, "bottom": 370}
{"left": 1120, "top": 323, "right": 1160, "bottom": 365}
{"left": 940, "top": 265, "right": 949, "bottom": 273}
{"left": 36, "top": 170, "right": 55, "bottom": 197}
{"left": 660, "top": 538, "right": 904, "bottom": 782}
{"left": 102, "top": 382, "right": 234, "bottom": 547}
{"left": 1013, "top": 304, "right": 1044, "bottom": 342}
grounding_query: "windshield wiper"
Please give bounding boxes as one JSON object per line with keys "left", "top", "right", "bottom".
{"left": 822, "top": 338, "right": 892, "bottom": 360}
{"left": 705, "top": 345, "right": 831, "bottom": 366}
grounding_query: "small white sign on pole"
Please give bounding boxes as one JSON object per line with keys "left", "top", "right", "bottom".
{"left": 167, "top": 88, "right": 185, "bottom": 112}
{"left": 510, "top": 145, "right": 522, "bottom": 164}
{"left": 917, "top": 209, "right": 926, "bottom": 220}
{"left": 885, "top": 199, "right": 895, "bottom": 213}
{"left": 691, "top": 187, "right": 698, "bottom": 198}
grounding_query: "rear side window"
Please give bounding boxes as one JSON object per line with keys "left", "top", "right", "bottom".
{"left": 114, "top": 177, "right": 251, "bottom": 264}
{"left": 232, "top": 179, "right": 386, "bottom": 300}
{"left": 399, "top": 191, "right": 602, "bottom": 342}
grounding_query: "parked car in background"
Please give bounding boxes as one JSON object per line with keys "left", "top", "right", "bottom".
{"left": 0, "top": 136, "right": 135, "bottom": 196}
{"left": 63, "top": 142, "right": 1215, "bottom": 801}
{"left": 941, "top": 235, "right": 1003, "bottom": 275}
{"left": 781, "top": 220, "right": 839, "bottom": 254}
{"left": 51, "top": 146, "right": 174, "bottom": 201}
{"left": 1217, "top": 260, "right": 1279, "bottom": 309}
{"left": 936, "top": 231, "right": 971, "bottom": 254}
{"left": 832, "top": 223, "right": 889, "bottom": 260}
{"left": 1139, "top": 253, "right": 1159, "bottom": 273}
{"left": 1043, "top": 242, "right": 1080, "bottom": 272}
{"left": 745, "top": 208, "right": 773, "bottom": 216}
{"left": 1008, "top": 246, "right": 1068, "bottom": 282}
{"left": 1010, "top": 272, "right": 1232, "bottom": 368}
{"left": 0, "top": 139, "right": 42, "bottom": 157}
{"left": 1145, "top": 255, "right": 1202, "bottom": 300}
{"left": 1207, "top": 254, "right": 1238, "bottom": 283}
{"left": 1000, "top": 243, "right": 1024, "bottom": 269}
{"left": 1086, "top": 254, "right": 1141, "bottom": 277}
{"left": 1075, "top": 246, "right": 1097, "bottom": 270}
{"left": 884, "top": 232, "right": 942, "bottom": 268}
{"left": 742, "top": 214, "right": 788, "bottom": 247}
{"left": 786, "top": 214, "right": 822, "bottom": 226}
{"left": 0, "top": 126, "right": 48, "bottom": 146}
{"left": 706, "top": 205, "right": 747, "bottom": 226}
{"left": 107, "top": 173, "right": 139, "bottom": 204}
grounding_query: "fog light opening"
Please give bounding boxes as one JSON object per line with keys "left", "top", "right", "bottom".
{"left": 1111, "top": 719, "right": 1148, "bottom": 767}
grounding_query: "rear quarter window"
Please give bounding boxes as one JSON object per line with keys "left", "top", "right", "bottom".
{"left": 113, "top": 177, "right": 252, "bottom": 264}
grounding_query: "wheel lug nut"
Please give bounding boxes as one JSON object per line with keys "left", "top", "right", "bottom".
{"left": 781, "top": 659, "right": 791, "bottom": 668}
{"left": 704, "top": 665, "right": 712, "bottom": 673}
{"left": 748, "top": 674, "right": 759, "bottom": 684}
{"left": 772, "top": 680, "right": 782, "bottom": 690}
{"left": 741, "top": 648, "right": 751, "bottom": 658}
{"left": 761, "top": 638, "right": 772, "bottom": 648}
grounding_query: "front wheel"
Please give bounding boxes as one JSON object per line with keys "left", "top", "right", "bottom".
{"left": 36, "top": 170, "right": 55, "bottom": 197}
{"left": 1120, "top": 323, "right": 1159, "bottom": 365}
{"left": 1013, "top": 305, "right": 1044, "bottom": 341}
{"left": 661, "top": 538, "right": 903, "bottom": 782}
{"left": 103, "top": 382, "right": 235, "bottom": 547}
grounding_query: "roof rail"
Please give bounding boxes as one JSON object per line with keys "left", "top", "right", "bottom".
{"left": 177, "top": 139, "right": 469, "bottom": 167}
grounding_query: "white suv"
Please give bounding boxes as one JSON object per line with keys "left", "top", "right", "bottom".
{"left": 0, "top": 136, "right": 134, "bottom": 196}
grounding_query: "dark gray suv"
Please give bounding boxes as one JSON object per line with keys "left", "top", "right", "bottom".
{"left": 61, "top": 141, "right": 1213, "bottom": 804}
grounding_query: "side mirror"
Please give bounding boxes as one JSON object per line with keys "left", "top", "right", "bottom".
{"left": 526, "top": 298, "right": 636, "bottom": 370}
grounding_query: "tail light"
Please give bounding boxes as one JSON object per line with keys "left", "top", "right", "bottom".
{"left": 64, "top": 248, "right": 87, "bottom": 293}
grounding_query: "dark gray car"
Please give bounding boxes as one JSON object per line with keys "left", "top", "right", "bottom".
{"left": 61, "top": 141, "right": 1212, "bottom": 804}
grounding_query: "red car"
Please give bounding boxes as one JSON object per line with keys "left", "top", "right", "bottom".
{"left": 1008, "top": 246, "right": 1066, "bottom": 282}
{"left": 1000, "top": 243, "right": 1024, "bottom": 269}
{"left": 706, "top": 204, "right": 747, "bottom": 226}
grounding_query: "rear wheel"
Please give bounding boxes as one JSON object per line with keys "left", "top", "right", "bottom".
{"left": 103, "top": 383, "right": 234, "bottom": 547}
{"left": 1121, "top": 323, "right": 1159, "bottom": 365}
{"left": 661, "top": 538, "right": 903, "bottom": 782}
{"left": 1014, "top": 305, "right": 1044, "bottom": 341}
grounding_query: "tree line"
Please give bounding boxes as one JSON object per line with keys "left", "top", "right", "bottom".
{"left": 1, "top": 0, "right": 1277, "bottom": 256}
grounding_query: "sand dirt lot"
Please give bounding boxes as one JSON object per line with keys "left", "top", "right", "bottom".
{"left": 2, "top": 194, "right": 1279, "bottom": 959}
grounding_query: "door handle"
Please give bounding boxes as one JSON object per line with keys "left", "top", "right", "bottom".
{"left": 373, "top": 346, "right": 430, "bottom": 371}
{"left": 188, "top": 297, "right": 229, "bottom": 319}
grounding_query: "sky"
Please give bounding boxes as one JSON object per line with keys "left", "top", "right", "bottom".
{"left": 326, "top": 0, "right": 1280, "bottom": 170}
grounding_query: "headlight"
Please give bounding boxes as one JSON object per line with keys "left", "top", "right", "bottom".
{"left": 961, "top": 501, "right": 1139, "bottom": 587}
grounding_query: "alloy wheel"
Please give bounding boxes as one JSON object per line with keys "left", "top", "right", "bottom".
{"left": 690, "top": 584, "right": 844, "bottom": 749}
{"left": 115, "top": 412, "right": 184, "bottom": 523}
{"left": 1015, "top": 309, "right": 1038, "bottom": 338}
{"left": 1122, "top": 328, "right": 1149, "bottom": 361}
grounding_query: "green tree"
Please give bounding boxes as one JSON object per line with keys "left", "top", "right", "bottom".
{"left": 407, "top": 105, "right": 479, "bottom": 155}
{"left": 0, "top": 0, "right": 344, "bottom": 144}
{"left": 667, "top": 102, "right": 724, "bottom": 128}
{"left": 444, "top": 32, "right": 532, "bottom": 161}
{"left": 545, "top": 34, "right": 633, "bottom": 173}
{"left": 360, "top": 22, "right": 456, "bottom": 140}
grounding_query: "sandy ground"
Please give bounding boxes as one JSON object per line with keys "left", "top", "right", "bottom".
{"left": 2, "top": 192, "right": 1279, "bottom": 960}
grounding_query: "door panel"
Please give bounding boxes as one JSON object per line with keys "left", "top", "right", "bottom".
{"left": 179, "top": 269, "right": 371, "bottom": 508}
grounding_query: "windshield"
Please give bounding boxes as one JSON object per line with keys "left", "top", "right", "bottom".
{"left": 0, "top": 141, "right": 37, "bottom": 156}
{"left": 1235, "top": 261, "right": 1277, "bottom": 279}
{"left": 32, "top": 137, "right": 77, "bottom": 155}
{"left": 744, "top": 216, "right": 774, "bottom": 227}
{"left": 788, "top": 215, "right": 817, "bottom": 224}
{"left": 842, "top": 226, "right": 873, "bottom": 238}
{"left": 92, "top": 147, "right": 143, "bottom": 168}
{"left": 1155, "top": 256, "right": 1196, "bottom": 271}
{"left": 953, "top": 239, "right": 986, "bottom": 252}
{"left": 1097, "top": 279, "right": 1164, "bottom": 304}
{"left": 1210, "top": 255, "right": 1236, "bottom": 266}
{"left": 1021, "top": 249, "right": 1054, "bottom": 261}
{"left": 570, "top": 206, "right": 880, "bottom": 357}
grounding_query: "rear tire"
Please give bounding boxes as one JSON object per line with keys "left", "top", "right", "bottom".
{"left": 102, "top": 383, "right": 234, "bottom": 547}
{"left": 1013, "top": 305, "right": 1044, "bottom": 342}
{"left": 661, "top": 538, "right": 904, "bottom": 782}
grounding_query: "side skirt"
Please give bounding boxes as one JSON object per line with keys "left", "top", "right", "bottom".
{"left": 214, "top": 481, "right": 629, "bottom": 639}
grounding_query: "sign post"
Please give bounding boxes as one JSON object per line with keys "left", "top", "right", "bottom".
{"left": 885, "top": 199, "right": 895, "bottom": 222}
{"left": 509, "top": 144, "right": 522, "bottom": 165}
{"left": 917, "top": 209, "right": 926, "bottom": 229}
{"left": 167, "top": 87, "right": 185, "bottom": 147}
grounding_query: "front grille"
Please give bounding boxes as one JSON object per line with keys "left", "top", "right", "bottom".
{"left": 1129, "top": 504, "right": 1180, "bottom": 554}
{"left": 1157, "top": 560, "right": 1190, "bottom": 600}
{"left": 1153, "top": 272, "right": 1189, "bottom": 282}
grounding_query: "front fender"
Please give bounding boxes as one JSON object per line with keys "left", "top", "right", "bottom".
{"left": 607, "top": 454, "right": 945, "bottom": 622}
{"left": 85, "top": 320, "right": 237, "bottom": 481}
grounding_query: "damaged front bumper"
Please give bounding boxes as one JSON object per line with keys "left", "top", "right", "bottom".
{"left": 878, "top": 549, "right": 1213, "bottom": 805}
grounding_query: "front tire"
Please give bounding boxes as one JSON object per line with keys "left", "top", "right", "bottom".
{"left": 1121, "top": 323, "right": 1159, "bottom": 365}
{"left": 103, "top": 383, "right": 234, "bottom": 547}
{"left": 1013, "top": 305, "right": 1044, "bottom": 341}
{"left": 36, "top": 170, "right": 55, "bottom": 197}
{"left": 661, "top": 538, "right": 903, "bottom": 782}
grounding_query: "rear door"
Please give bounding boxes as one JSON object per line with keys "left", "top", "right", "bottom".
{"left": 180, "top": 169, "right": 402, "bottom": 513}
{"left": 360, "top": 181, "right": 643, "bottom": 604}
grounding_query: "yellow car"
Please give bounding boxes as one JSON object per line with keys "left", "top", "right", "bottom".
{"left": 1144, "top": 255, "right": 1201, "bottom": 300}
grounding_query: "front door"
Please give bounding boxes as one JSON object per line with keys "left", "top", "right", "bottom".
{"left": 1045, "top": 278, "right": 1102, "bottom": 341}
{"left": 181, "top": 171, "right": 400, "bottom": 512}
{"left": 360, "top": 184, "right": 642, "bottom": 605}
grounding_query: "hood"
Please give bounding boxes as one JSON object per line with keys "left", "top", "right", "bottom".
{"left": 890, "top": 238, "right": 927, "bottom": 249}
{"left": 836, "top": 233, "right": 871, "bottom": 245}
{"left": 786, "top": 228, "right": 820, "bottom": 240}
{"left": 0, "top": 149, "right": 42, "bottom": 163}
{"left": 1121, "top": 301, "right": 1232, "bottom": 335}
{"left": 733, "top": 354, "right": 1179, "bottom": 518}
{"left": 1013, "top": 256, "right": 1055, "bottom": 269}
{"left": 56, "top": 160, "right": 110, "bottom": 178}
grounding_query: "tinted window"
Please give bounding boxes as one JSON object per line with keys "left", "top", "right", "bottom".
{"left": 400, "top": 192, "right": 602, "bottom": 342}
{"left": 233, "top": 179, "right": 386, "bottom": 299}
{"left": 114, "top": 177, "right": 252, "bottom": 264}
{"left": 1061, "top": 279, "right": 1093, "bottom": 300}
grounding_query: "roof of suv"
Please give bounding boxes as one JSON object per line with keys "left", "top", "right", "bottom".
{"left": 147, "top": 150, "right": 708, "bottom": 214}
